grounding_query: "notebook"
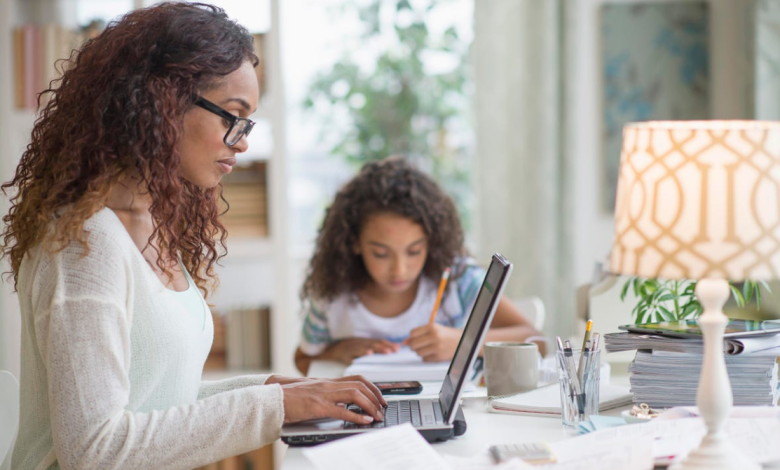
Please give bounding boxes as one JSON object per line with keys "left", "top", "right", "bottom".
{"left": 344, "top": 347, "right": 450, "bottom": 382}
{"left": 487, "top": 383, "right": 633, "bottom": 417}
{"left": 281, "top": 253, "right": 513, "bottom": 446}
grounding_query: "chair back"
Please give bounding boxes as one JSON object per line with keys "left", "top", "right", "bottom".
{"left": 0, "top": 371, "right": 20, "bottom": 470}
{"left": 513, "top": 296, "right": 546, "bottom": 331}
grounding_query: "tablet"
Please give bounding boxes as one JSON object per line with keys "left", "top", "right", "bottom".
{"left": 618, "top": 319, "right": 780, "bottom": 339}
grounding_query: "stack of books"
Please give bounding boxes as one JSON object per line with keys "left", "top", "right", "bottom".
{"left": 605, "top": 332, "right": 780, "bottom": 409}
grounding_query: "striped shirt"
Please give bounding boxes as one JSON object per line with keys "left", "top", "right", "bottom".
{"left": 299, "top": 261, "right": 486, "bottom": 356}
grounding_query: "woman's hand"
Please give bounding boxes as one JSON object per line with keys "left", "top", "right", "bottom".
{"left": 404, "top": 324, "right": 462, "bottom": 362}
{"left": 279, "top": 375, "right": 387, "bottom": 424}
{"left": 325, "top": 338, "right": 400, "bottom": 364}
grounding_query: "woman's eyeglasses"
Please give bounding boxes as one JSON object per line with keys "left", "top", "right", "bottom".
{"left": 194, "top": 96, "right": 255, "bottom": 147}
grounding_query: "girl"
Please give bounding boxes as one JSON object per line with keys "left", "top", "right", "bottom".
{"left": 2, "top": 4, "right": 383, "bottom": 469}
{"left": 295, "top": 157, "right": 543, "bottom": 375}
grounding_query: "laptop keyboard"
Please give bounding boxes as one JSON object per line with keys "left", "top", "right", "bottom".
{"left": 343, "top": 400, "right": 443, "bottom": 429}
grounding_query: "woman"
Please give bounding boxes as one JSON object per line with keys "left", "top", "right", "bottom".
{"left": 2, "top": 3, "right": 383, "bottom": 469}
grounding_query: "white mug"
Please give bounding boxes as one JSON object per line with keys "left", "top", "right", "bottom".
{"left": 484, "top": 342, "right": 539, "bottom": 397}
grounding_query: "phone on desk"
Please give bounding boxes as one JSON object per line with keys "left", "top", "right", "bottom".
{"left": 373, "top": 381, "right": 423, "bottom": 395}
{"left": 489, "top": 442, "right": 556, "bottom": 464}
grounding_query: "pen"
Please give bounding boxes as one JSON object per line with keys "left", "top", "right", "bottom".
{"left": 428, "top": 268, "right": 451, "bottom": 324}
{"left": 562, "top": 340, "right": 583, "bottom": 410}
{"left": 578, "top": 320, "right": 593, "bottom": 380}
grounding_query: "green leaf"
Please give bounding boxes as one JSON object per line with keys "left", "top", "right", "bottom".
{"left": 621, "top": 279, "right": 631, "bottom": 301}
{"left": 681, "top": 302, "right": 698, "bottom": 319}
{"left": 730, "top": 285, "right": 745, "bottom": 308}
{"left": 657, "top": 293, "right": 677, "bottom": 303}
{"left": 761, "top": 280, "right": 772, "bottom": 294}
{"left": 756, "top": 284, "right": 762, "bottom": 309}
{"left": 632, "top": 278, "right": 641, "bottom": 297}
{"left": 659, "top": 306, "right": 674, "bottom": 321}
{"left": 742, "top": 281, "right": 752, "bottom": 304}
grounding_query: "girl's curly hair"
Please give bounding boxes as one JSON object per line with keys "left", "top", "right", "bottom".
{"left": 302, "top": 157, "right": 466, "bottom": 301}
{"left": 0, "top": 2, "right": 258, "bottom": 297}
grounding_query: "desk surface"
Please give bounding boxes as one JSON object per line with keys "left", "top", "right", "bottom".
{"left": 280, "top": 361, "right": 627, "bottom": 470}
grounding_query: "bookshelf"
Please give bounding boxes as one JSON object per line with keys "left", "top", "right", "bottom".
{"left": 0, "top": 0, "right": 293, "bottom": 469}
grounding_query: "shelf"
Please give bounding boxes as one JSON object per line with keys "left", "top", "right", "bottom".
{"left": 223, "top": 236, "right": 273, "bottom": 259}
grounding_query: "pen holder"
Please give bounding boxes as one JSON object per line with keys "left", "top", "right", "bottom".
{"left": 555, "top": 348, "right": 600, "bottom": 429}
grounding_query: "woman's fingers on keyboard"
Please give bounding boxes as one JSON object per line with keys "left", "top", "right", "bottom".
{"left": 281, "top": 381, "right": 384, "bottom": 423}
{"left": 339, "top": 375, "right": 386, "bottom": 405}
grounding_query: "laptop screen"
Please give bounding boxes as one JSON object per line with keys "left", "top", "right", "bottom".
{"left": 439, "top": 254, "right": 512, "bottom": 423}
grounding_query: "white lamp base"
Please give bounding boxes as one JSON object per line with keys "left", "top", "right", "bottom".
{"left": 669, "top": 278, "right": 760, "bottom": 470}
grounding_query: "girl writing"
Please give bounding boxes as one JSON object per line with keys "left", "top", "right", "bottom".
{"left": 295, "top": 157, "right": 543, "bottom": 375}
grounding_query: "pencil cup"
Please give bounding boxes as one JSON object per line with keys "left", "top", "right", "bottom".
{"left": 555, "top": 348, "right": 600, "bottom": 429}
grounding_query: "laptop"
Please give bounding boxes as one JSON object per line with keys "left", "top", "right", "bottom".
{"left": 281, "top": 253, "right": 513, "bottom": 446}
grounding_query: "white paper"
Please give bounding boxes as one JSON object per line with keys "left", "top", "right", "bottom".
{"left": 444, "top": 454, "right": 532, "bottom": 470}
{"left": 570, "top": 416, "right": 780, "bottom": 465}
{"left": 345, "top": 347, "right": 452, "bottom": 382}
{"left": 302, "top": 423, "right": 451, "bottom": 470}
{"left": 351, "top": 347, "right": 425, "bottom": 365}
{"left": 546, "top": 436, "right": 654, "bottom": 470}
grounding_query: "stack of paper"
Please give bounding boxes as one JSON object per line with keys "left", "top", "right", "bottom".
{"left": 344, "top": 347, "right": 451, "bottom": 382}
{"left": 604, "top": 332, "right": 780, "bottom": 356}
{"left": 487, "top": 383, "right": 633, "bottom": 417}
{"left": 604, "top": 333, "right": 780, "bottom": 409}
{"left": 628, "top": 350, "right": 779, "bottom": 409}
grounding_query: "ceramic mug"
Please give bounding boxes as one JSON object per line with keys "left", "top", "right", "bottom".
{"left": 484, "top": 342, "right": 539, "bottom": 397}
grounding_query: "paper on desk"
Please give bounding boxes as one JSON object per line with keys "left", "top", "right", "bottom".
{"left": 443, "top": 454, "right": 532, "bottom": 470}
{"left": 345, "top": 347, "right": 452, "bottom": 382}
{"left": 546, "top": 436, "right": 653, "bottom": 470}
{"left": 302, "top": 423, "right": 450, "bottom": 470}
{"left": 572, "top": 416, "right": 780, "bottom": 465}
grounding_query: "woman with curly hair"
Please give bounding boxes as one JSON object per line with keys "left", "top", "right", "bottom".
{"left": 3, "top": 3, "right": 385, "bottom": 469}
{"left": 295, "top": 157, "right": 543, "bottom": 375}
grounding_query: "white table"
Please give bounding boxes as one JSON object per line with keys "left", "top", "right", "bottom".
{"left": 279, "top": 361, "right": 626, "bottom": 470}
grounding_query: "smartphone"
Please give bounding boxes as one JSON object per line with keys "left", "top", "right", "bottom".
{"left": 489, "top": 442, "right": 556, "bottom": 464}
{"left": 373, "top": 381, "right": 423, "bottom": 395}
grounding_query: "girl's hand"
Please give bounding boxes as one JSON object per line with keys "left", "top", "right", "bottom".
{"left": 404, "top": 324, "right": 462, "bottom": 362}
{"left": 327, "top": 338, "right": 400, "bottom": 364}
{"left": 279, "top": 375, "right": 387, "bottom": 424}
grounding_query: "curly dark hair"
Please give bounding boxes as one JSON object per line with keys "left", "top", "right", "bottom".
{"left": 301, "top": 157, "right": 466, "bottom": 301}
{"left": 1, "top": 2, "right": 258, "bottom": 296}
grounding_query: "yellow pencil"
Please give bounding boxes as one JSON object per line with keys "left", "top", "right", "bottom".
{"left": 429, "top": 268, "right": 451, "bottom": 324}
{"left": 578, "top": 320, "right": 593, "bottom": 380}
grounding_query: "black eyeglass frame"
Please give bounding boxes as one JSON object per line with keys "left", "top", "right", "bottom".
{"left": 194, "top": 96, "right": 255, "bottom": 147}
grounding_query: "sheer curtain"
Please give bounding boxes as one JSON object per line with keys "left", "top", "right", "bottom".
{"left": 472, "top": 0, "right": 574, "bottom": 337}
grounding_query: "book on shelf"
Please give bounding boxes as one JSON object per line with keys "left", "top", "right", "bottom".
{"left": 219, "top": 162, "right": 268, "bottom": 237}
{"left": 251, "top": 33, "right": 266, "bottom": 97}
{"left": 12, "top": 23, "right": 84, "bottom": 110}
{"left": 225, "top": 307, "right": 271, "bottom": 371}
{"left": 486, "top": 383, "right": 633, "bottom": 417}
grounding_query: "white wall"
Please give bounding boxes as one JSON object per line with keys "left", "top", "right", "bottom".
{"left": 565, "top": 0, "right": 753, "bottom": 291}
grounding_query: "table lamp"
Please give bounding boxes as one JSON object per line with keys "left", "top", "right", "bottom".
{"left": 610, "top": 120, "right": 780, "bottom": 470}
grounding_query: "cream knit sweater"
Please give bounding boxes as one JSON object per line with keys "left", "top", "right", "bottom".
{"left": 12, "top": 208, "right": 284, "bottom": 470}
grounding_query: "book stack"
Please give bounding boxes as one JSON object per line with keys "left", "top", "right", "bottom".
{"left": 13, "top": 24, "right": 87, "bottom": 109}
{"left": 219, "top": 162, "right": 268, "bottom": 237}
{"left": 225, "top": 307, "right": 272, "bottom": 371}
{"left": 605, "top": 332, "right": 780, "bottom": 409}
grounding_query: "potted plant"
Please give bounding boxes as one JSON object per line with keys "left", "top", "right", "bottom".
{"left": 620, "top": 278, "right": 770, "bottom": 323}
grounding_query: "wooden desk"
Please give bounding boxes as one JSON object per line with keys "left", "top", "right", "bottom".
{"left": 280, "top": 361, "right": 623, "bottom": 470}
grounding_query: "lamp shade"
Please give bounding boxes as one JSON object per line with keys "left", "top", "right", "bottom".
{"left": 610, "top": 120, "right": 780, "bottom": 281}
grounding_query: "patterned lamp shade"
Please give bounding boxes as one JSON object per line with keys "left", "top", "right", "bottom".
{"left": 610, "top": 120, "right": 780, "bottom": 281}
